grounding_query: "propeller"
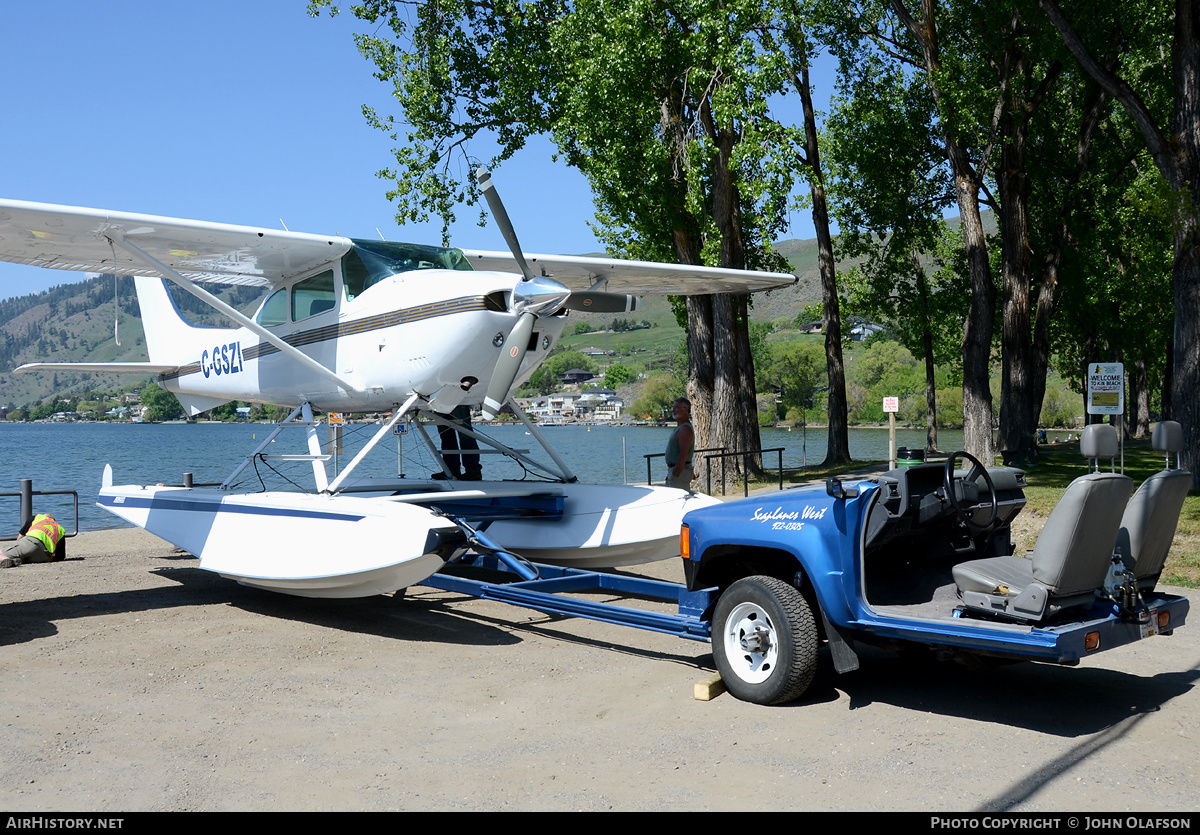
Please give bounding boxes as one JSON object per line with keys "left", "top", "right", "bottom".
{"left": 475, "top": 167, "right": 637, "bottom": 418}
{"left": 481, "top": 307, "right": 537, "bottom": 419}
{"left": 478, "top": 167, "right": 534, "bottom": 282}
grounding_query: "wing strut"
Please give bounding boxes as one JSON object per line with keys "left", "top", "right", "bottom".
{"left": 106, "top": 232, "right": 362, "bottom": 395}
{"left": 327, "top": 393, "right": 422, "bottom": 494}
{"left": 505, "top": 397, "right": 578, "bottom": 482}
{"left": 220, "top": 403, "right": 326, "bottom": 490}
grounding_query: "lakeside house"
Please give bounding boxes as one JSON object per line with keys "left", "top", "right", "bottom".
{"left": 521, "top": 388, "right": 624, "bottom": 422}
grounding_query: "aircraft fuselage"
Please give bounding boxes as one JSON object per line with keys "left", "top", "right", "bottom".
{"left": 149, "top": 268, "right": 568, "bottom": 414}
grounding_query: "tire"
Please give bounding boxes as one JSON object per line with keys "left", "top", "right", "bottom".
{"left": 712, "top": 575, "right": 818, "bottom": 705}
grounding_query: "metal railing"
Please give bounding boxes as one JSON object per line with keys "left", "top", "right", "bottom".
{"left": 700, "top": 447, "right": 786, "bottom": 497}
{"left": 1, "top": 479, "right": 80, "bottom": 540}
{"left": 645, "top": 446, "right": 726, "bottom": 486}
{"left": 644, "top": 447, "right": 786, "bottom": 497}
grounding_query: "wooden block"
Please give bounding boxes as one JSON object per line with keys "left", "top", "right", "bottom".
{"left": 693, "top": 673, "right": 726, "bottom": 701}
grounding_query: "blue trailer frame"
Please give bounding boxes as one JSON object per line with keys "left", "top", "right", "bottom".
{"left": 417, "top": 469, "right": 1190, "bottom": 707}
{"left": 419, "top": 527, "right": 716, "bottom": 642}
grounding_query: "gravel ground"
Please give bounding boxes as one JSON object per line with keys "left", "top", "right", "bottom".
{"left": 2, "top": 527, "right": 1198, "bottom": 812}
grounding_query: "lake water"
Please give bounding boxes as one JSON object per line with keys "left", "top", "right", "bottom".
{"left": 0, "top": 422, "right": 962, "bottom": 532}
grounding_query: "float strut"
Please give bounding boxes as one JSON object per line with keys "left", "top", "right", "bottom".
{"left": 455, "top": 520, "right": 539, "bottom": 581}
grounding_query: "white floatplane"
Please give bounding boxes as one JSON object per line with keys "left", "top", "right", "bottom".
{"left": 0, "top": 171, "right": 796, "bottom": 597}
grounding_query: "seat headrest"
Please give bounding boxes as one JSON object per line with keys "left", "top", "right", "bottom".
{"left": 1080, "top": 423, "right": 1118, "bottom": 460}
{"left": 1152, "top": 420, "right": 1183, "bottom": 454}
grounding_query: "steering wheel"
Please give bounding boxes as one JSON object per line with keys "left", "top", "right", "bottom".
{"left": 943, "top": 451, "right": 999, "bottom": 535}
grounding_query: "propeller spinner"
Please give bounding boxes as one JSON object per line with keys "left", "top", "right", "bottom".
{"left": 476, "top": 168, "right": 635, "bottom": 419}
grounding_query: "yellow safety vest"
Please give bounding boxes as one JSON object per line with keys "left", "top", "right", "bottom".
{"left": 25, "top": 514, "right": 64, "bottom": 556}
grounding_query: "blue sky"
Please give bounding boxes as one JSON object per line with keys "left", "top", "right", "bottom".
{"left": 0, "top": 1, "right": 830, "bottom": 300}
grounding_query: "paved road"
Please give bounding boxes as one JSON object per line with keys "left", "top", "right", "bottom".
{"left": 2, "top": 528, "right": 1196, "bottom": 811}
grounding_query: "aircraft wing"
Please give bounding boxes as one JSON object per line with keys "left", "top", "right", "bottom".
{"left": 0, "top": 199, "right": 353, "bottom": 287}
{"left": 458, "top": 250, "right": 797, "bottom": 295}
{"left": 14, "top": 362, "right": 178, "bottom": 375}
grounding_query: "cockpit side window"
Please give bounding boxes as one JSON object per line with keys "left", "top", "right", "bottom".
{"left": 292, "top": 270, "right": 336, "bottom": 321}
{"left": 256, "top": 288, "right": 288, "bottom": 327}
{"left": 343, "top": 239, "right": 474, "bottom": 301}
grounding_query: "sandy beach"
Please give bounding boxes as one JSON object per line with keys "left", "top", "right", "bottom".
{"left": 2, "top": 527, "right": 1198, "bottom": 812}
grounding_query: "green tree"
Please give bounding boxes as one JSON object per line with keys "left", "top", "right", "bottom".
{"left": 630, "top": 373, "right": 680, "bottom": 420}
{"left": 793, "top": 303, "right": 825, "bottom": 331}
{"left": 1048, "top": 157, "right": 1174, "bottom": 436}
{"left": 141, "top": 383, "right": 182, "bottom": 422}
{"left": 824, "top": 46, "right": 961, "bottom": 451}
{"left": 313, "top": 0, "right": 851, "bottom": 477}
{"left": 206, "top": 401, "right": 244, "bottom": 421}
{"left": 28, "top": 400, "right": 55, "bottom": 421}
{"left": 1039, "top": 0, "right": 1200, "bottom": 485}
{"left": 833, "top": 0, "right": 1154, "bottom": 466}
{"left": 871, "top": 0, "right": 998, "bottom": 463}
{"left": 764, "top": 342, "right": 825, "bottom": 427}
{"left": 521, "top": 349, "right": 600, "bottom": 395}
{"left": 603, "top": 363, "right": 635, "bottom": 388}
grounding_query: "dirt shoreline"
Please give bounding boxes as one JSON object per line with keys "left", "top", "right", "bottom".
{"left": 2, "top": 527, "right": 1198, "bottom": 812}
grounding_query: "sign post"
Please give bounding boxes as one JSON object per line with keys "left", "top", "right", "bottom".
{"left": 327, "top": 413, "right": 345, "bottom": 475}
{"left": 393, "top": 420, "right": 408, "bottom": 476}
{"left": 1086, "top": 363, "right": 1125, "bottom": 472}
{"left": 883, "top": 397, "right": 899, "bottom": 469}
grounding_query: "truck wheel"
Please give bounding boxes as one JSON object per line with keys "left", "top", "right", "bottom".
{"left": 712, "top": 575, "right": 818, "bottom": 705}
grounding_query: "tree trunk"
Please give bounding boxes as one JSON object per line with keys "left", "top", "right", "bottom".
{"left": 1162, "top": 332, "right": 1174, "bottom": 419}
{"left": 1132, "top": 354, "right": 1150, "bottom": 437}
{"left": 998, "top": 130, "right": 1037, "bottom": 468}
{"left": 702, "top": 103, "right": 763, "bottom": 483}
{"left": 685, "top": 293, "right": 715, "bottom": 489}
{"left": 956, "top": 168, "right": 997, "bottom": 464}
{"left": 914, "top": 252, "right": 940, "bottom": 452}
{"left": 997, "top": 38, "right": 1063, "bottom": 469}
{"left": 1171, "top": 207, "right": 1200, "bottom": 482}
{"left": 894, "top": 0, "right": 996, "bottom": 464}
{"left": 769, "top": 11, "right": 850, "bottom": 465}
{"left": 736, "top": 295, "right": 764, "bottom": 474}
{"left": 711, "top": 292, "right": 746, "bottom": 489}
{"left": 1082, "top": 327, "right": 1099, "bottom": 424}
{"left": 805, "top": 99, "right": 849, "bottom": 463}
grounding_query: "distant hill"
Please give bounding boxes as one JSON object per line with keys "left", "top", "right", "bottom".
{"left": 754, "top": 237, "right": 828, "bottom": 321}
{"left": 0, "top": 275, "right": 264, "bottom": 408}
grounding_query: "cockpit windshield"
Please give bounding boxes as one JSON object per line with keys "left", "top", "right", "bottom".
{"left": 343, "top": 239, "right": 474, "bottom": 301}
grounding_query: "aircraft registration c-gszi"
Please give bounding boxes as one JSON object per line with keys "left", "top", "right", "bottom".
{"left": 0, "top": 170, "right": 797, "bottom": 598}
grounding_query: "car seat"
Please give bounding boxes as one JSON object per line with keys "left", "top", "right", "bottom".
{"left": 1115, "top": 421, "right": 1191, "bottom": 591}
{"left": 952, "top": 424, "right": 1133, "bottom": 622}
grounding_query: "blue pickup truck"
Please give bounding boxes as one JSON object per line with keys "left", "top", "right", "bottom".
{"left": 679, "top": 432, "right": 1191, "bottom": 705}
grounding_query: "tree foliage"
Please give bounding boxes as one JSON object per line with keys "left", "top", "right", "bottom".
{"left": 824, "top": 44, "right": 963, "bottom": 450}
{"left": 603, "top": 362, "right": 635, "bottom": 388}
{"left": 141, "top": 383, "right": 182, "bottom": 423}
{"left": 760, "top": 341, "right": 825, "bottom": 425}
{"left": 822, "top": 0, "right": 1182, "bottom": 465}
{"left": 629, "top": 373, "right": 680, "bottom": 420}
{"left": 314, "top": 0, "right": 851, "bottom": 476}
{"left": 310, "top": 0, "right": 1190, "bottom": 474}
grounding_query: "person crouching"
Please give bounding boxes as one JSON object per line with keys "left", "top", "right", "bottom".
{"left": 1, "top": 513, "right": 65, "bottom": 568}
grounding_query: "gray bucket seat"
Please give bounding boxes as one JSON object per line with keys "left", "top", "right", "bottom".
{"left": 952, "top": 424, "right": 1133, "bottom": 622}
{"left": 1115, "top": 421, "right": 1190, "bottom": 591}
